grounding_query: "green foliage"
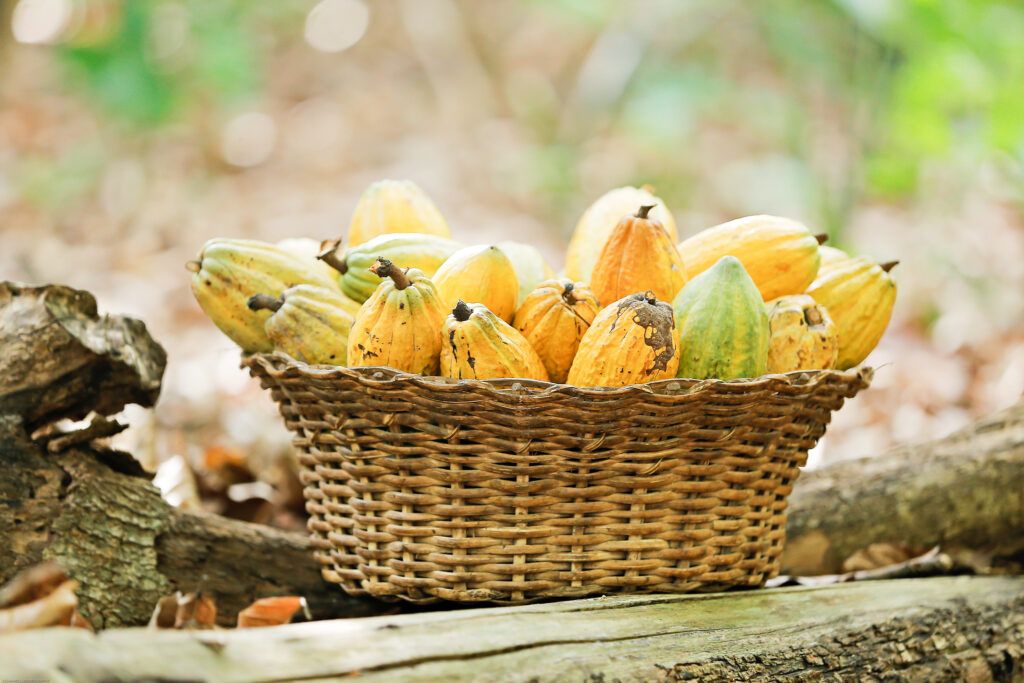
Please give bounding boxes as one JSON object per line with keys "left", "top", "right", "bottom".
{"left": 60, "top": 3, "right": 176, "bottom": 124}
{"left": 33, "top": 0, "right": 1024, "bottom": 213}
{"left": 844, "top": 0, "right": 1024, "bottom": 195}
{"left": 56, "top": 0, "right": 271, "bottom": 127}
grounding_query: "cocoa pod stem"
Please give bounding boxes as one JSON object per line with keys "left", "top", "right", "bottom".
{"left": 316, "top": 239, "right": 347, "bottom": 274}
{"left": 452, "top": 300, "right": 472, "bottom": 322}
{"left": 247, "top": 294, "right": 284, "bottom": 313}
{"left": 815, "top": 233, "right": 829, "bottom": 245}
{"left": 561, "top": 282, "right": 578, "bottom": 305}
{"left": 369, "top": 257, "right": 411, "bottom": 290}
{"left": 804, "top": 306, "right": 824, "bottom": 327}
{"left": 635, "top": 205, "right": 656, "bottom": 220}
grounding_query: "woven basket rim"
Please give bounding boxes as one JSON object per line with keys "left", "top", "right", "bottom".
{"left": 243, "top": 352, "right": 873, "bottom": 399}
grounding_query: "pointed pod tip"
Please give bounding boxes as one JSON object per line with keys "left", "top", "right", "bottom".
{"left": 185, "top": 260, "right": 201, "bottom": 273}
{"left": 715, "top": 255, "right": 744, "bottom": 270}
{"left": 880, "top": 260, "right": 899, "bottom": 273}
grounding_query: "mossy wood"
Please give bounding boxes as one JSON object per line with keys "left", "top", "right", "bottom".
{"left": 2, "top": 577, "right": 1022, "bottom": 681}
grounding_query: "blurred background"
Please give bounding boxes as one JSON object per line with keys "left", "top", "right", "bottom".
{"left": 1, "top": 0, "right": 1022, "bottom": 527}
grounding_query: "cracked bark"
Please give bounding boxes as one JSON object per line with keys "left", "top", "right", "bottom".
{"left": 0, "top": 414, "right": 385, "bottom": 628}
{"left": 1, "top": 576, "right": 1021, "bottom": 681}
{"left": 0, "top": 282, "right": 165, "bottom": 429}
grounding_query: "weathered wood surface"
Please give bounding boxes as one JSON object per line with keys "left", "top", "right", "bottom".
{"left": 1, "top": 576, "right": 1022, "bottom": 682}
{"left": 784, "top": 399, "right": 1024, "bottom": 575}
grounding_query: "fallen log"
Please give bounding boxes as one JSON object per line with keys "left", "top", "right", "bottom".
{"left": 783, "top": 399, "right": 1024, "bottom": 575}
{"left": 1, "top": 576, "right": 1022, "bottom": 681}
{"left": 0, "top": 414, "right": 388, "bottom": 628}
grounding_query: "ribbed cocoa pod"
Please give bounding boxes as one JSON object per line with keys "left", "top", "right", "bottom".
{"left": 346, "top": 258, "right": 448, "bottom": 374}
{"left": 441, "top": 300, "right": 548, "bottom": 381}
{"left": 513, "top": 278, "right": 600, "bottom": 383}
{"left": 567, "top": 291, "right": 680, "bottom": 387}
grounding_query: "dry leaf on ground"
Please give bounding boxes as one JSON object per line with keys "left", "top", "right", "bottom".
{"left": 0, "top": 562, "right": 81, "bottom": 633}
{"left": 148, "top": 591, "right": 218, "bottom": 629}
{"left": 153, "top": 454, "right": 201, "bottom": 509}
{"left": 237, "top": 596, "right": 310, "bottom": 628}
{"left": 842, "top": 542, "right": 921, "bottom": 572}
{"left": 769, "top": 546, "right": 955, "bottom": 588}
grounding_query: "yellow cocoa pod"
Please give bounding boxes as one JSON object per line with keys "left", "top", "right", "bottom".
{"left": 441, "top": 301, "right": 548, "bottom": 381}
{"left": 347, "top": 258, "right": 448, "bottom": 374}
{"left": 590, "top": 205, "right": 687, "bottom": 305}
{"left": 568, "top": 291, "right": 679, "bottom": 387}
{"left": 818, "top": 245, "right": 850, "bottom": 268}
{"left": 248, "top": 285, "right": 354, "bottom": 365}
{"left": 347, "top": 180, "right": 449, "bottom": 247}
{"left": 678, "top": 215, "right": 825, "bottom": 301}
{"left": 276, "top": 237, "right": 342, "bottom": 284}
{"left": 432, "top": 245, "right": 519, "bottom": 323}
{"left": 765, "top": 295, "right": 838, "bottom": 373}
{"left": 497, "top": 240, "right": 555, "bottom": 307}
{"left": 187, "top": 238, "right": 342, "bottom": 353}
{"left": 807, "top": 258, "right": 898, "bottom": 370}
{"left": 513, "top": 278, "right": 600, "bottom": 383}
{"left": 565, "top": 185, "right": 677, "bottom": 282}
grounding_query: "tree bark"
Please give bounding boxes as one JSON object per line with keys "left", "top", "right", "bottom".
{"left": 1, "top": 576, "right": 1021, "bottom": 681}
{"left": 783, "top": 399, "right": 1024, "bottom": 575}
{"left": 0, "top": 282, "right": 166, "bottom": 429}
{"left": 0, "top": 415, "right": 389, "bottom": 628}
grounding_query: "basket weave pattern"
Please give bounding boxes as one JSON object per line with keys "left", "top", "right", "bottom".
{"left": 246, "top": 353, "right": 871, "bottom": 604}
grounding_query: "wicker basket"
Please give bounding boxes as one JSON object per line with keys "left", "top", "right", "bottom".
{"left": 245, "top": 353, "right": 871, "bottom": 604}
